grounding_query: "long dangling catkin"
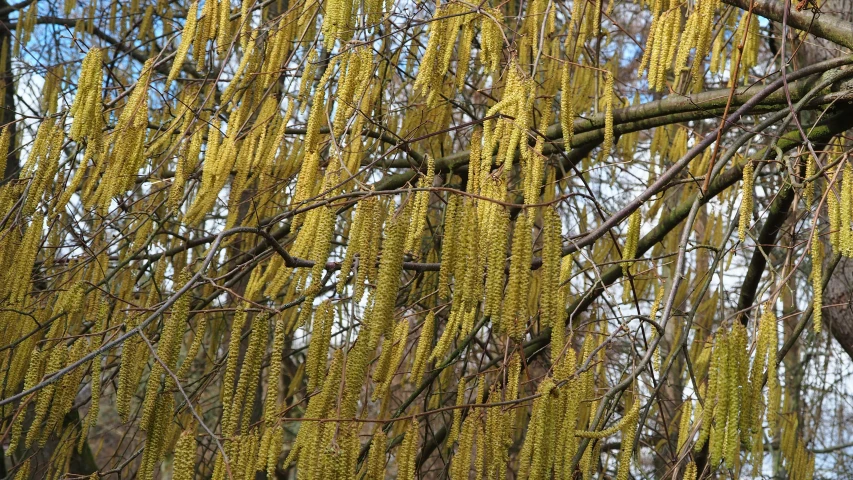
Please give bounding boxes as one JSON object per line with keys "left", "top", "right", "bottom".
{"left": 812, "top": 229, "right": 823, "bottom": 334}
{"left": 8, "top": 348, "right": 41, "bottom": 452}
{"left": 739, "top": 160, "right": 754, "bottom": 242}
{"left": 173, "top": 430, "right": 196, "bottom": 480}
{"left": 540, "top": 208, "right": 562, "bottom": 332}
{"left": 409, "top": 312, "right": 435, "bottom": 384}
{"left": 373, "top": 319, "right": 409, "bottom": 400}
{"left": 305, "top": 300, "right": 335, "bottom": 392}
{"left": 369, "top": 207, "right": 408, "bottom": 346}
{"left": 602, "top": 71, "right": 615, "bottom": 158}
{"left": 677, "top": 400, "right": 692, "bottom": 452}
{"left": 622, "top": 209, "right": 641, "bottom": 275}
{"left": 842, "top": 163, "right": 853, "bottom": 255}
{"left": 561, "top": 63, "right": 574, "bottom": 147}
{"left": 69, "top": 48, "right": 103, "bottom": 142}
{"left": 616, "top": 397, "right": 640, "bottom": 480}
{"left": 724, "top": 322, "right": 747, "bottom": 469}
{"left": 828, "top": 177, "right": 841, "bottom": 250}
{"left": 166, "top": 1, "right": 198, "bottom": 88}
{"left": 365, "top": 430, "right": 387, "bottom": 480}
{"left": 396, "top": 419, "right": 420, "bottom": 480}
{"left": 446, "top": 377, "right": 468, "bottom": 446}
{"left": 485, "top": 207, "right": 509, "bottom": 319}
{"left": 406, "top": 155, "right": 435, "bottom": 254}
{"left": 683, "top": 461, "right": 698, "bottom": 480}
{"left": 221, "top": 307, "right": 248, "bottom": 433}
{"left": 263, "top": 314, "right": 286, "bottom": 426}
{"left": 503, "top": 212, "right": 532, "bottom": 341}
{"left": 438, "top": 196, "right": 459, "bottom": 300}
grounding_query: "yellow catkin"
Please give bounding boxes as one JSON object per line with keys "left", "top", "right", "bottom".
{"left": 405, "top": 155, "right": 435, "bottom": 254}
{"left": 373, "top": 319, "right": 409, "bottom": 400}
{"left": 368, "top": 206, "right": 408, "bottom": 346}
{"left": 365, "top": 430, "right": 387, "bottom": 479}
{"left": 683, "top": 461, "right": 698, "bottom": 480}
{"left": 450, "top": 414, "right": 476, "bottom": 480}
{"left": 541, "top": 208, "right": 562, "bottom": 334}
{"left": 220, "top": 307, "right": 248, "bottom": 433}
{"left": 176, "top": 315, "right": 207, "bottom": 379}
{"left": 616, "top": 397, "right": 639, "bottom": 480}
{"left": 602, "top": 71, "right": 615, "bottom": 158}
{"left": 805, "top": 156, "right": 816, "bottom": 206}
{"left": 842, "top": 164, "right": 853, "bottom": 255}
{"left": 438, "top": 196, "right": 460, "bottom": 300}
{"left": 69, "top": 48, "right": 103, "bottom": 142}
{"left": 173, "top": 430, "right": 196, "bottom": 480}
{"left": 13, "top": 459, "right": 29, "bottom": 480}
{"left": 561, "top": 64, "right": 574, "bottom": 147}
{"left": 262, "top": 314, "right": 286, "bottom": 425}
{"left": 828, "top": 185, "right": 841, "bottom": 249}
{"left": 26, "top": 344, "right": 66, "bottom": 448}
{"left": 0, "top": 125, "right": 9, "bottom": 176}
{"left": 622, "top": 209, "right": 641, "bottom": 275}
{"left": 396, "top": 419, "right": 420, "bottom": 480}
{"left": 739, "top": 160, "right": 754, "bottom": 242}
{"left": 485, "top": 207, "right": 509, "bottom": 318}
{"left": 503, "top": 213, "right": 532, "bottom": 341}
{"left": 338, "top": 197, "right": 375, "bottom": 295}
{"left": 812, "top": 229, "right": 823, "bottom": 334}
{"left": 447, "top": 377, "right": 468, "bottom": 446}
{"left": 8, "top": 348, "right": 41, "bottom": 452}
{"left": 410, "top": 312, "right": 435, "bottom": 384}
{"left": 725, "top": 323, "right": 747, "bottom": 469}
{"left": 677, "top": 400, "right": 692, "bottom": 452}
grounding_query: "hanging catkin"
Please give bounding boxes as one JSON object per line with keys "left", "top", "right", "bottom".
{"left": 396, "top": 419, "right": 420, "bottom": 480}
{"left": 812, "top": 229, "right": 823, "bottom": 334}
{"left": 622, "top": 209, "right": 641, "bottom": 274}
{"left": 365, "top": 430, "right": 387, "bottom": 480}
{"left": 502, "top": 212, "right": 532, "bottom": 341}
{"left": 602, "top": 71, "right": 615, "bottom": 158}
{"left": 739, "top": 160, "right": 754, "bottom": 242}
{"left": 166, "top": 1, "right": 198, "bottom": 88}
{"left": 405, "top": 155, "right": 435, "bottom": 254}
{"left": 540, "top": 208, "right": 562, "bottom": 331}
{"left": 69, "top": 48, "right": 103, "bottom": 142}
{"left": 409, "top": 312, "right": 435, "bottom": 384}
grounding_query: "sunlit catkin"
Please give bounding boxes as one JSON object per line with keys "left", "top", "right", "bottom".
{"left": 812, "top": 229, "right": 823, "bottom": 334}
{"left": 739, "top": 160, "right": 754, "bottom": 242}
{"left": 622, "top": 209, "right": 641, "bottom": 275}
{"left": 602, "top": 71, "right": 615, "bottom": 158}
{"left": 167, "top": 1, "right": 198, "bottom": 88}
{"left": 69, "top": 48, "right": 103, "bottom": 142}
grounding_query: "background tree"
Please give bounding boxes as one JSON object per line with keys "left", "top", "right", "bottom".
{"left": 1, "top": 0, "right": 853, "bottom": 477}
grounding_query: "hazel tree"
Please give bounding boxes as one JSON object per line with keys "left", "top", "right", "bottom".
{"left": 1, "top": 0, "right": 853, "bottom": 478}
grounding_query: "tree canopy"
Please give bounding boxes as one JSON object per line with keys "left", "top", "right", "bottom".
{"left": 1, "top": 0, "right": 853, "bottom": 477}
